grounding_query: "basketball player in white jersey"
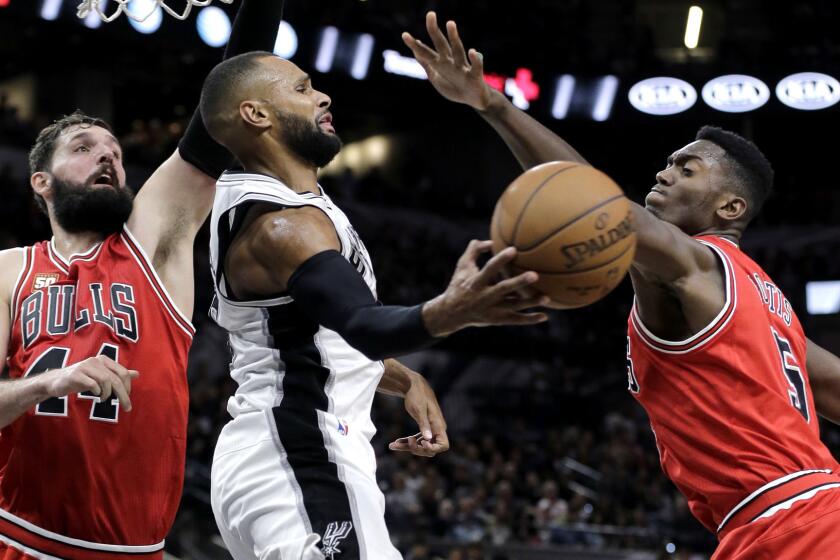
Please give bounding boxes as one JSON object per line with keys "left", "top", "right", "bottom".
{"left": 198, "top": 52, "right": 549, "bottom": 559}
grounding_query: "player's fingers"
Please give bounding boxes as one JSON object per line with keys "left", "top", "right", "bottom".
{"left": 446, "top": 20, "right": 468, "bottom": 67}
{"left": 388, "top": 433, "right": 421, "bottom": 452}
{"left": 420, "top": 440, "right": 448, "bottom": 457}
{"left": 425, "top": 12, "right": 453, "bottom": 58}
{"left": 75, "top": 373, "right": 102, "bottom": 396}
{"left": 489, "top": 271, "right": 541, "bottom": 297}
{"left": 98, "top": 355, "right": 131, "bottom": 379}
{"left": 468, "top": 49, "right": 485, "bottom": 78}
{"left": 456, "top": 239, "right": 493, "bottom": 269}
{"left": 98, "top": 379, "right": 113, "bottom": 402}
{"left": 108, "top": 374, "right": 133, "bottom": 412}
{"left": 475, "top": 247, "right": 519, "bottom": 285}
{"left": 401, "top": 32, "right": 438, "bottom": 63}
{"left": 503, "top": 294, "right": 551, "bottom": 311}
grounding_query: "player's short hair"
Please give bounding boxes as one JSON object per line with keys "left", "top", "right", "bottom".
{"left": 695, "top": 125, "right": 774, "bottom": 222}
{"left": 200, "top": 50, "right": 275, "bottom": 145}
{"left": 28, "top": 111, "right": 113, "bottom": 214}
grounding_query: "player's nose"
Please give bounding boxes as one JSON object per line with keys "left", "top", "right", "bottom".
{"left": 316, "top": 90, "right": 331, "bottom": 109}
{"left": 655, "top": 169, "right": 672, "bottom": 187}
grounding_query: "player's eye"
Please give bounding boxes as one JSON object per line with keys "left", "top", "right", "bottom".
{"left": 75, "top": 145, "right": 90, "bottom": 153}
{"left": 682, "top": 167, "right": 694, "bottom": 176}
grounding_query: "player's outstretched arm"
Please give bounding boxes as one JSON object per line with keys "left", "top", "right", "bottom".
{"left": 402, "top": 12, "right": 588, "bottom": 169}
{"left": 806, "top": 338, "right": 840, "bottom": 425}
{"left": 378, "top": 359, "right": 449, "bottom": 458}
{"left": 224, "top": 206, "right": 548, "bottom": 361}
{"left": 404, "top": 13, "right": 724, "bottom": 320}
{"left": 126, "top": 0, "right": 287, "bottom": 316}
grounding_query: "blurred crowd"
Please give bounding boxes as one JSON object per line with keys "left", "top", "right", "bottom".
{"left": 4, "top": 98, "right": 840, "bottom": 560}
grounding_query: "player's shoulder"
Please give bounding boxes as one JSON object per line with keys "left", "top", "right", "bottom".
{"left": 0, "top": 247, "right": 27, "bottom": 302}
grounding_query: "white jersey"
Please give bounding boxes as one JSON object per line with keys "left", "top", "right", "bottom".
{"left": 209, "top": 170, "right": 384, "bottom": 440}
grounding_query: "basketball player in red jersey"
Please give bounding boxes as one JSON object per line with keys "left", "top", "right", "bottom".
{"left": 0, "top": 2, "right": 302, "bottom": 558}
{"left": 404, "top": 12, "right": 840, "bottom": 558}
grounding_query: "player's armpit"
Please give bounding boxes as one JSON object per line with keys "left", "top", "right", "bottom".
{"left": 128, "top": 150, "right": 217, "bottom": 260}
{"left": 805, "top": 338, "right": 840, "bottom": 425}
{"left": 629, "top": 204, "right": 719, "bottom": 284}
{"left": 226, "top": 205, "right": 341, "bottom": 297}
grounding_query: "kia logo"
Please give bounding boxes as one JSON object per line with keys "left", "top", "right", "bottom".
{"left": 701, "top": 75, "right": 770, "bottom": 113}
{"left": 776, "top": 72, "right": 840, "bottom": 111}
{"left": 628, "top": 77, "right": 697, "bottom": 115}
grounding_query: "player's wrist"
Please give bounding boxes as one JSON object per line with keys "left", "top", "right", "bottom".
{"left": 476, "top": 88, "right": 507, "bottom": 115}
{"left": 421, "top": 295, "right": 459, "bottom": 338}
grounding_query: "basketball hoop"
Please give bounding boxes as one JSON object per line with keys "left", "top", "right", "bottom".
{"left": 77, "top": 0, "right": 234, "bottom": 23}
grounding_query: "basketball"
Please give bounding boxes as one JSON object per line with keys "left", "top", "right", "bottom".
{"left": 490, "top": 161, "right": 636, "bottom": 309}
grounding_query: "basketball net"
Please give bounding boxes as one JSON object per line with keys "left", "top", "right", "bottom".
{"left": 77, "top": 0, "right": 234, "bottom": 23}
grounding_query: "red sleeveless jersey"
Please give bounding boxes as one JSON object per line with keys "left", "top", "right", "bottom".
{"left": 0, "top": 227, "right": 193, "bottom": 560}
{"left": 627, "top": 235, "right": 839, "bottom": 535}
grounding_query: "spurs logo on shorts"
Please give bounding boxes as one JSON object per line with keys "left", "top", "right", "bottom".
{"left": 321, "top": 521, "right": 353, "bottom": 558}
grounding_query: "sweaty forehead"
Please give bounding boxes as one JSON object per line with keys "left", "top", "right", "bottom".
{"left": 59, "top": 125, "right": 119, "bottom": 147}
{"left": 258, "top": 56, "right": 307, "bottom": 85}
{"left": 671, "top": 140, "right": 725, "bottom": 164}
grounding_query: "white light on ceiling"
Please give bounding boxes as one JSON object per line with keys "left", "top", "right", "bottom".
{"left": 273, "top": 21, "right": 298, "bottom": 58}
{"left": 127, "top": 0, "right": 162, "bottom": 34}
{"left": 684, "top": 5, "right": 703, "bottom": 49}
{"left": 551, "top": 75, "right": 576, "bottom": 120}
{"left": 196, "top": 6, "right": 231, "bottom": 47}
{"left": 592, "top": 75, "right": 619, "bottom": 121}
{"left": 40, "top": 0, "right": 62, "bottom": 20}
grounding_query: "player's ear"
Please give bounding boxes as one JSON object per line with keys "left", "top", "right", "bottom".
{"left": 30, "top": 172, "right": 52, "bottom": 199}
{"left": 239, "top": 100, "right": 271, "bottom": 130}
{"left": 717, "top": 194, "right": 747, "bottom": 222}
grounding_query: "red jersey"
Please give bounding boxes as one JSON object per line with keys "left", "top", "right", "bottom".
{"left": 0, "top": 227, "right": 193, "bottom": 560}
{"left": 627, "top": 235, "right": 839, "bottom": 535}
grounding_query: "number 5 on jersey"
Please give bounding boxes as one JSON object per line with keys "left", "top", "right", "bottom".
{"left": 24, "top": 344, "right": 123, "bottom": 423}
{"left": 772, "top": 328, "right": 809, "bottom": 422}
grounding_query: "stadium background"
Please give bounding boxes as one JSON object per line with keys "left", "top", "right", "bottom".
{"left": 2, "top": 1, "right": 840, "bottom": 558}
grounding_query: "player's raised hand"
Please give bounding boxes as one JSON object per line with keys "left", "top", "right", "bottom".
{"left": 402, "top": 12, "right": 494, "bottom": 111}
{"left": 422, "top": 240, "right": 549, "bottom": 337}
{"left": 41, "top": 356, "right": 140, "bottom": 411}
{"left": 389, "top": 373, "right": 449, "bottom": 458}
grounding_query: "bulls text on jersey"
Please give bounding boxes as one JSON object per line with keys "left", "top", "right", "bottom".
{"left": 20, "top": 282, "right": 139, "bottom": 348}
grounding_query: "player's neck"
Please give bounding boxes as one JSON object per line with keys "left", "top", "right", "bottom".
{"left": 241, "top": 145, "right": 319, "bottom": 194}
{"left": 49, "top": 222, "right": 105, "bottom": 260}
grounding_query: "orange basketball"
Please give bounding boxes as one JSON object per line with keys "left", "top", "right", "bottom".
{"left": 490, "top": 161, "right": 636, "bottom": 309}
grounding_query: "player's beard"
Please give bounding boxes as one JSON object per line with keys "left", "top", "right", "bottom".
{"left": 276, "top": 109, "right": 342, "bottom": 169}
{"left": 50, "top": 174, "right": 134, "bottom": 235}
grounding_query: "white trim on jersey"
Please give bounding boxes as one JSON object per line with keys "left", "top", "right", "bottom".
{"left": 9, "top": 247, "right": 30, "bottom": 326}
{"left": 754, "top": 483, "right": 840, "bottom": 521}
{"left": 716, "top": 468, "right": 832, "bottom": 532}
{"left": 45, "top": 241, "right": 68, "bottom": 275}
{"left": 631, "top": 240, "right": 737, "bottom": 354}
{"left": 120, "top": 226, "right": 195, "bottom": 337}
{"left": 47, "top": 238, "right": 103, "bottom": 269}
{"left": 0, "top": 505, "right": 166, "bottom": 553}
{"left": 0, "top": 532, "right": 64, "bottom": 560}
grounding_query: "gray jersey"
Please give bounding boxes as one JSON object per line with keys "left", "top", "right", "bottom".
{"left": 209, "top": 171, "right": 383, "bottom": 441}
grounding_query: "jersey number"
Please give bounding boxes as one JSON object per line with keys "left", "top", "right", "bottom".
{"left": 24, "top": 345, "right": 122, "bottom": 423}
{"left": 772, "top": 329, "right": 809, "bottom": 423}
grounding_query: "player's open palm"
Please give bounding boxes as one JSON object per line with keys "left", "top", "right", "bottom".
{"left": 42, "top": 355, "right": 139, "bottom": 411}
{"left": 423, "top": 240, "right": 549, "bottom": 337}
{"left": 402, "top": 12, "right": 493, "bottom": 111}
